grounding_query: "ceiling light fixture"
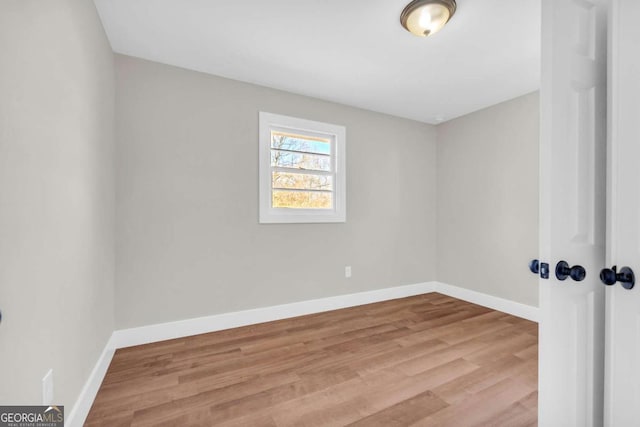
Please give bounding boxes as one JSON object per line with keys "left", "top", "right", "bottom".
{"left": 400, "top": 0, "right": 457, "bottom": 37}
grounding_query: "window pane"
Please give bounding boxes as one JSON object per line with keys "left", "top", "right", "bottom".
{"left": 272, "top": 172, "right": 333, "bottom": 191}
{"left": 271, "top": 131, "right": 331, "bottom": 155}
{"left": 272, "top": 190, "right": 333, "bottom": 209}
{"left": 271, "top": 150, "right": 331, "bottom": 172}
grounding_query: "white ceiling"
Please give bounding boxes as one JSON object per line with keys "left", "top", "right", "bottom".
{"left": 93, "top": 0, "right": 541, "bottom": 124}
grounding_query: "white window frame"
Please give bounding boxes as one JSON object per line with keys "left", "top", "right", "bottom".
{"left": 259, "top": 112, "right": 346, "bottom": 224}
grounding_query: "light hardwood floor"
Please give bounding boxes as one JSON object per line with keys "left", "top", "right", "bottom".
{"left": 85, "top": 293, "right": 538, "bottom": 426}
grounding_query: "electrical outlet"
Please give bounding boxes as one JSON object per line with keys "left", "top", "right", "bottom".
{"left": 345, "top": 266, "right": 352, "bottom": 278}
{"left": 42, "top": 369, "right": 53, "bottom": 405}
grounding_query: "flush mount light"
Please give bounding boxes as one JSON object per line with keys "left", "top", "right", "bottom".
{"left": 400, "top": 0, "right": 457, "bottom": 37}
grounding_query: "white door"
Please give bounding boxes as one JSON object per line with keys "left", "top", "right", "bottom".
{"left": 604, "top": 0, "right": 640, "bottom": 425}
{"left": 538, "top": 0, "right": 608, "bottom": 425}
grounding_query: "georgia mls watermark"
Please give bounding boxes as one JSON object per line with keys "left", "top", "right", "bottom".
{"left": 0, "top": 406, "right": 63, "bottom": 427}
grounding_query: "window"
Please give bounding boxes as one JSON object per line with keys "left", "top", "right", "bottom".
{"left": 259, "top": 112, "right": 346, "bottom": 223}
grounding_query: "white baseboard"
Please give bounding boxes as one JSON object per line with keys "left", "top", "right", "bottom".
{"left": 68, "top": 280, "right": 538, "bottom": 425}
{"left": 435, "top": 281, "right": 539, "bottom": 322}
{"left": 66, "top": 333, "right": 117, "bottom": 427}
{"left": 112, "top": 282, "right": 437, "bottom": 348}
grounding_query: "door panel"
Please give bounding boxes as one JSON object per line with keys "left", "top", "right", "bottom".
{"left": 604, "top": 1, "right": 640, "bottom": 424}
{"left": 539, "top": 0, "right": 608, "bottom": 425}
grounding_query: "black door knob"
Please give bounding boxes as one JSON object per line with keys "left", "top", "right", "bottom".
{"left": 600, "top": 266, "right": 635, "bottom": 289}
{"left": 600, "top": 267, "right": 617, "bottom": 286}
{"left": 555, "top": 260, "right": 586, "bottom": 281}
{"left": 529, "top": 259, "right": 549, "bottom": 279}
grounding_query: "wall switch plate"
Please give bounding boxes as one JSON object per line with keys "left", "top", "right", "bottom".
{"left": 345, "top": 266, "right": 352, "bottom": 278}
{"left": 42, "top": 369, "right": 53, "bottom": 405}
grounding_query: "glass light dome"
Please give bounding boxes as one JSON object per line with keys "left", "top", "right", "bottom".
{"left": 400, "top": 0, "right": 457, "bottom": 37}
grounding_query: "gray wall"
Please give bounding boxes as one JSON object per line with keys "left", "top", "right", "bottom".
{"left": 436, "top": 92, "right": 539, "bottom": 307}
{"left": 0, "top": 0, "right": 115, "bottom": 406}
{"left": 115, "top": 55, "right": 438, "bottom": 329}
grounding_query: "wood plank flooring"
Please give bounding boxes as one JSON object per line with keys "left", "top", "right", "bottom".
{"left": 85, "top": 293, "right": 538, "bottom": 426}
